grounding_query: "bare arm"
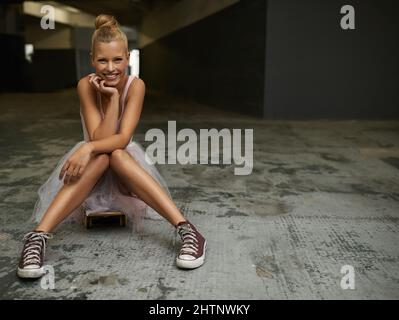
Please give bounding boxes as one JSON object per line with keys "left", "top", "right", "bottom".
{"left": 78, "top": 74, "right": 121, "bottom": 141}
{"left": 59, "top": 75, "right": 138, "bottom": 184}
{"left": 77, "top": 76, "right": 102, "bottom": 141}
{"left": 92, "top": 93, "right": 120, "bottom": 140}
{"left": 87, "top": 134, "right": 126, "bottom": 155}
{"left": 87, "top": 77, "right": 146, "bottom": 155}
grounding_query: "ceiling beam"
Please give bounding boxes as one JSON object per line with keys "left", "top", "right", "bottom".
{"left": 23, "top": 1, "right": 95, "bottom": 27}
{"left": 139, "top": 0, "right": 239, "bottom": 48}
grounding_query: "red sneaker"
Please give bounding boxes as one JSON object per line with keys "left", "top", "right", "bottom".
{"left": 176, "top": 220, "right": 206, "bottom": 269}
{"left": 17, "top": 231, "right": 52, "bottom": 279}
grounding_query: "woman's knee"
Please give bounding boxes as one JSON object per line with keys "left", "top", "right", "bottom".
{"left": 110, "top": 149, "right": 126, "bottom": 165}
{"left": 91, "top": 153, "right": 110, "bottom": 171}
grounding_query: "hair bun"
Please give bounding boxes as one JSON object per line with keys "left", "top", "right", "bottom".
{"left": 95, "top": 14, "right": 118, "bottom": 30}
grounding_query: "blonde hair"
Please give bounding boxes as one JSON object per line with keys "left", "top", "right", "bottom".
{"left": 91, "top": 14, "right": 128, "bottom": 55}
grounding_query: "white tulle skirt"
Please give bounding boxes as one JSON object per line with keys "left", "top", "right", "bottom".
{"left": 31, "top": 140, "right": 170, "bottom": 230}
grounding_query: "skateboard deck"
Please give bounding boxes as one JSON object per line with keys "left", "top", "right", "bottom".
{"left": 84, "top": 210, "right": 127, "bottom": 228}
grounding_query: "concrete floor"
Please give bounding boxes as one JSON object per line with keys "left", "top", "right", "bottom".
{"left": 0, "top": 88, "right": 398, "bottom": 299}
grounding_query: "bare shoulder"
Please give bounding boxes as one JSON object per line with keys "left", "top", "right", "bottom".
{"left": 77, "top": 75, "right": 96, "bottom": 98}
{"left": 133, "top": 76, "right": 145, "bottom": 91}
{"left": 126, "top": 76, "right": 145, "bottom": 99}
{"left": 77, "top": 74, "right": 91, "bottom": 91}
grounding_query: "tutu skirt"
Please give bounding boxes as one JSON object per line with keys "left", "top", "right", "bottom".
{"left": 31, "top": 139, "right": 170, "bottom": 231}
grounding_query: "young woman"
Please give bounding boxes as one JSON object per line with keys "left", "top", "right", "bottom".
{"left": 17, "top": 14, "right": 206, "bottom": 279}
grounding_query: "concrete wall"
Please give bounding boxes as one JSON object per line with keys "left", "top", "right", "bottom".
{"left": 25, "top": 23, "right": 73, "bottom": 49}
{"left": 27, "top": 49, "right": 77, "bottom": 91}
{"left": 0, "top": 33, "right": 29, "bottom": 92}
{"left": 0, "top": 32, "right": 77, "bottom": 92}
{"left": 0, "top": 3, "right": 28, "bottom": 92}
{"left": 139, "top": 0, "right": 239, "bottom": 48}
{"left": 264, "top": 0, "right": 399, "bottom": 119}
{"left": 140, "top": 0, "right": 266, "bottom": 117}
{"left": 141, "top": 0, "right": 398, "bottom": 119}
{"left": 74, "top": 27, "right": 94, "bottom": 80}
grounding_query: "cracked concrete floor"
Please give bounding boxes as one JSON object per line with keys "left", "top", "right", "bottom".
{"left": 0, "top": 88, "right": 399, "bottom": 299}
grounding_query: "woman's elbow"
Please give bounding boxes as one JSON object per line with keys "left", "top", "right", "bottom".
{"left": 120, "top": 134, "right": 132, "bottom": 149}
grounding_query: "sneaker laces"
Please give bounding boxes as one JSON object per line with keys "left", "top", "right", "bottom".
{"left": 21, "top": 231, "right": 52, "bottom": 267}
{"left": 177, "top": 223, "right": 199, "bottom": 256}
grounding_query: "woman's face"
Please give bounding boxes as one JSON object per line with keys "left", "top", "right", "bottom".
{"left": 91, "top": 40, "right": 130, "bottom": 87}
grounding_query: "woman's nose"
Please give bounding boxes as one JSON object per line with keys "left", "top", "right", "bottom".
{"left": 106, "top": 62, "right": 114, "bottom": 72}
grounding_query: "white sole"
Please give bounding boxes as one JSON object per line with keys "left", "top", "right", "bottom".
{"left": 17, "top": 266, "right": 44, "bottom": 279}
{"left": 176, "top": 241, "right": 206, "bottom": 269}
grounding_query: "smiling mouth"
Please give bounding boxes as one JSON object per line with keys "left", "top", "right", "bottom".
{"left": 104, "top": 74, "right": 119, "bottom": 80}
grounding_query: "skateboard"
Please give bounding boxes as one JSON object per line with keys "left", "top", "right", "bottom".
{"left": 84, "top": 210, "right": 127, "bottom": 229}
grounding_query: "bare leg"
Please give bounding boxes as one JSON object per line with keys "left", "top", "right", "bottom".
{"left": 109, "top": 149, "right": 186, "bottom": 227}
{"left": 35, "top": 154, "right": 110, "bottom": 232}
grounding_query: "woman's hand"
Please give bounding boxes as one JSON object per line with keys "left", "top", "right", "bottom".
{"left": 59, "top": 143, "right": 94, "bottom": 184}
{"left": 88, "top": 73, "right": 119, "bottom": 97}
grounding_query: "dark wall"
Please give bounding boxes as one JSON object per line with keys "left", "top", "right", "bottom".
{"left": 0, "top": 34, "right": 78, "bottom": 92}
{"left": 0, "top": 33, "right": 29, "bottom": 92}
{"left": 76, "top": 49, "right": 94, "bottom": 80}
{"left": 74, "top": 27, "right": 95, "bottom": 80}
{"left": 264, "top": 0, "right": 399, "bottom": 119}
{"left": 140, "top": 0, "right": 266, "bottom": 117}
{"left": 27, "top": 49, "right": 77, "bottom": 91}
